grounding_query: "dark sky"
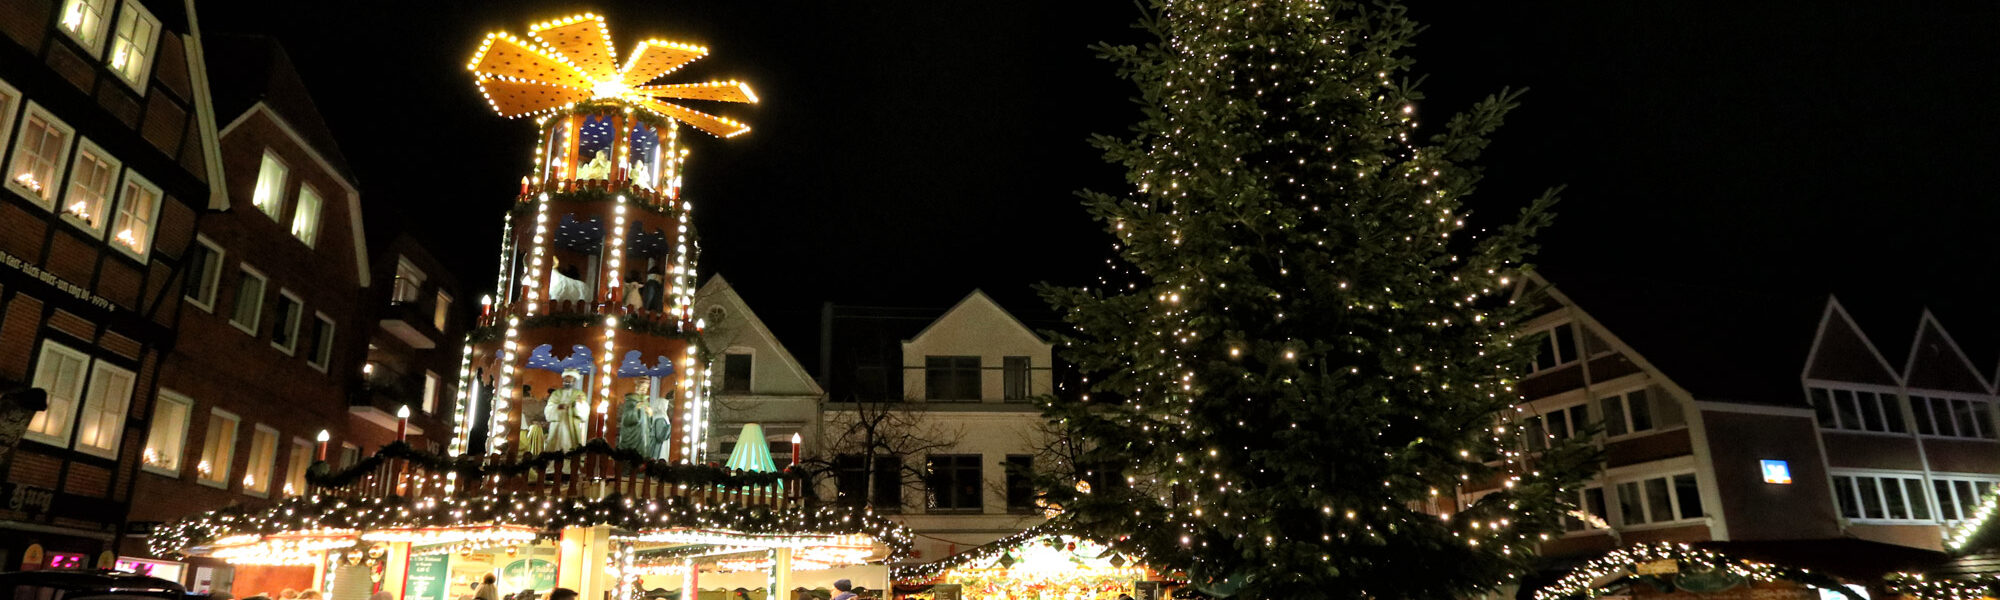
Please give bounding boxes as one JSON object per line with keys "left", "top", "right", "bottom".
{"left": 198, "top": 2, "right": 2000, "bottom": 344}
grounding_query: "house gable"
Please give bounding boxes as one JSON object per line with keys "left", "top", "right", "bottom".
{"left": 694, "top": 275, "right": 822, "bottom": 396}
{"left": 1903, "top": 311, "right": 1991, "bottom": 395}
{"left": 1802, "top": 299, "right": 1901, "bottom": 387}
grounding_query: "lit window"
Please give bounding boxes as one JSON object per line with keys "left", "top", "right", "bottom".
{"left": 393, "top": 258, "right": 425, "bottom": 303}
{"left": 25, "top": 341, "right": 91, "bottom": 444}
{"left": 1934, "top": 477, "right": 1998, "bottom": 522}
{"left": 307, "top": 314, "right": 335, "bottom": 372}
{"left": 338, "top": 443, "right": 359, "bottom": 470}
{"left": 925, "top": 356, "right": 980, "bottom": 401}
{"left": 61, "top": 139, "right": 121, "bottom": 234}
{"left": 110, "top": 171, "right": 160, "bottom": 258}
{"left": 243, "top": 425, "right": 278, "bottom": 496}
{"left": 423, "top": 371, "right": 439, "bottom": 414}
{"left": 1615, "top": 473, "right": 1704, "bottom": 525}
{"left": 57, "top": 0, "right": 114, "bottom": 55}
{"left": 1527, "top": 322, "right": 1579, "bottom": 374}
{"left": 106, "top": 0, "right": 159, "bottom": 87}
{"left": 8, "top": 104, "right": 76, "bottom": 205}
{"left": 284, "top": 438, "right": 312, "bottom": 496}
{"left": 73, "top": 360, "right": 135, "bottom": 458}
{"left": 433, "top": 290, "right": 452, "bottom": 330}
{"left": 723, "top": 353, "right": 752, "bottom": 393}
{"left": 271, "top": 291, "right": 303, "bottom": 355}
{"left": 183, "top": 236, "right": 224, "bottom": 310}
{"left": 143, "top": 391, "right": 193, "bottom": 475}
{"left": 197, "top": 409, "right": 240, "bottom": 487}
{"left": 290, "top": 184, "right": 322, "bottom": 247}
{"left": 251, "top": 151, "right": 288, "bottom": 219}
{"left": 1599, "top": 388, "right": 1656, "bottom": 437}
{"left": 230, "top": 265, "right": 267, "bottom": 334}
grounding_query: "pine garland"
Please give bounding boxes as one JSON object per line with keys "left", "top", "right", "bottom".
{"left": 309, "top": 439, "right": 784, "bottom": 489}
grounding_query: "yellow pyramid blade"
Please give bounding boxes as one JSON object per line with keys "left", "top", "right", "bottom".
{"left": 477, "top": 77, "right": 591, "bottom": 118}
{"left": 467, "top": 33, "right": 592, "bottom": 90}
{"left": 620, "top": 40, "right": 708, "bottom": 87}
{"left": 638, "top": 99, "right": 750, "bottom": 138}
{"left": 529, "top": 14, "right": 619, "bottom": 82}
{"left": 635, "top": 81, "right": 759, "bottom": 104}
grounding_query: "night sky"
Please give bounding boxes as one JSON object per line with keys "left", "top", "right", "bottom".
{"left": 197, "top": 2, "right": 2000, "bottom": 342}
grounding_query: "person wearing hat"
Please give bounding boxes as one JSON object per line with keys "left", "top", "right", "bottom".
{"left": 831, "top": 579, "right": 856, "bottom": 600}
{"left": 544, "top": 369, "right": 588, "bottom": 452}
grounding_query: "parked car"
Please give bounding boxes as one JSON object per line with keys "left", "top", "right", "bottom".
{"left": 0, "top": 569, "right": 187, "bottom": 600}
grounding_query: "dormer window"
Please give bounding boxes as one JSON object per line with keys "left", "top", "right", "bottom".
{"left": 106, "top": 0, "right": 160, "bottom": 89}
{"left": 393, "top": 258, "right": 426, "bottom": 303}
{"left": 57, "top": 0, "right": 114, "bottom": 56}
{"left": 1526, "top": 322, "right": 1579, "bottom": 374}
{"left": 251, "top": 151, "right": 289, "bottom": 219}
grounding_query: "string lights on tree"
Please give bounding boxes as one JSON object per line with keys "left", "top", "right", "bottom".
{"left": 1034, "top": 0, "right": 1596, "bottom": 596}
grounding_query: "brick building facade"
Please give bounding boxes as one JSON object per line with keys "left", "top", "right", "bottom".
{"left": 0, "top": 0, "right": 224, "bottom": 573}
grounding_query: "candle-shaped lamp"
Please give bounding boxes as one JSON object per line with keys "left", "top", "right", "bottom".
{"left": 316, "top": 429, "right": 330, "bottom": 461}
{"left": 790, "top": 433, "right": 802, "bottom": 467}
{"left": 396, "top": 405, "right": 411, "bottom": 441}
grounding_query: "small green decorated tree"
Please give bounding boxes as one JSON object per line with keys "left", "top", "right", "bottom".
{"left": 1039, "top": 1, "right": 1598, "bottom": 597}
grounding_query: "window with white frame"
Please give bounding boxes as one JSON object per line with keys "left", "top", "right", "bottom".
{"left": 392, "top": 258, "right": 425, "bottom": 303}
{"left": 110, "top": 171, "right": 160, "bottom": 258}
{"left": 271, "top": 291, "right": 303, "bottom": 354}
{"left": 1524, "top": 402, "right": 1589, "bottom": 449}
{"left": 284, "top": 438, "right": 312, "bottom": 496}
{"left": 1909, "top": 393, "right": 1996, "bottom": 440}
{"left": 308, "top": 314, "right": 335, "bottom": 371}
{"left": 1563, "top": 485, "right": 1609, "bottom": 532}
{"left": 57, "top": 0, "right": 114, "bottom": 55}
{"left": 184, "top": 236, "right": 224, "bottom": 310}
{"left": 251, "top": 151, "right": 288, "bottom": 219}
{"left": 1832, "top": 473, "right": 1934, "bottom": 522}
{"left": 433, "top": 290, "right": 452, "bottom": 330}
{"left": 61, "top": 138, "right": 120, "bottom": 234}
{"left": 231, "top": 266, "right": 267, "bottom": 334}
{"left": 1615, "top": 472, "right": 1704, "bottom": 525}
{"left": 143, "top": 391, "right": 192, "bottom": 475}
{"left": 25, "top": 341, "right": 91, "bottom": 445}
{"left": 1527, "top": 322, "right": 1579, "bottom": 374}
{"left": 105, "top": 0, "right": 159, "bottom": 88}
{"left": 0, "top": 78, "right": 20, "bottom": 157}
{"left": 197, "top": 409, "right": 240, "bottom": 487}
{"left": 291, "top": 184, "right": 321, "bottom": 247}
{"left": 1809, "top": 386, "right": 1908, "bottom": 434}
{"left": 423, "top": 371, "right": 440, "bottom": 414}
{"left": 73, "top": 360, "right": 135, "bottom": 458}
{"left": 9, "top": 104, "right": 76, "bottom": 204}
{"left": 1934, "top": 476, "right": 2000, "bottom": 522}
{"left": 243, "top": 425, "right": 278, "bottom": 496}
{"left": 1600, "top": 388, "right": 1656, "bottom": 437}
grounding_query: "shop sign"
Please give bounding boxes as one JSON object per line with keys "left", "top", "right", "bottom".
{"left": 501, "top": 558, "right": 556, "bottom": 592}
{"left": 405, "top": 554, "right": 451, "bottom": 600}
{"left": 4, "top": 482, "right": 55, "bottom": 516}
{"left": 1635, "top": 559, "right": 1680, "bottom": 575}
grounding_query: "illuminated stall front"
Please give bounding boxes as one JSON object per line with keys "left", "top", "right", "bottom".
{"left": 893, "top": 534, "right": 1160, "bottom": 600}
{"left": 148, "top": 13, "right": 907, "bottom": 600}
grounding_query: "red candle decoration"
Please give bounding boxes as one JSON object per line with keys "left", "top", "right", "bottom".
{"left": 316, "top": 430, "right": 330, "bottom": 461}
{"left": 396, "top": 405, "right": 411, "bottom": 441}
{"left": 790, "top": 433, "right": 802, "bottom": 466}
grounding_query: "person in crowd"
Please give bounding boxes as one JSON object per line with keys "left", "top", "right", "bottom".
{"left": 832, "top": 579, "right": 856, "bottom": 600}
{"left": 548, "top": 588, "right": 577, "bottom": 600}
{"left": 474, "top": 574, "right": 501, "bottom": 600}
{"left": 368, "top": 591, "right": 395, "bottom": 600}
{"left": 298, "top": 592, "right": 322, "bottom": 600}
{"left": 280, "top": 589, "right": 298, "bottom": 600}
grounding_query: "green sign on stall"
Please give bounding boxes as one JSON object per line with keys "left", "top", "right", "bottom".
{"left": 405, "top": 554, "right": 451, "bottom": 600}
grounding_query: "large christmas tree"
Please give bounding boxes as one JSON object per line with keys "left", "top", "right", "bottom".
{"left": 1040, "top": 1, "right": 1597, "bottom": 597}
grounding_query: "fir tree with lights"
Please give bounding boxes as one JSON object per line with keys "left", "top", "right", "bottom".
{"left": 1039, "top": 1, "right": 1598, "bottom": 597}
